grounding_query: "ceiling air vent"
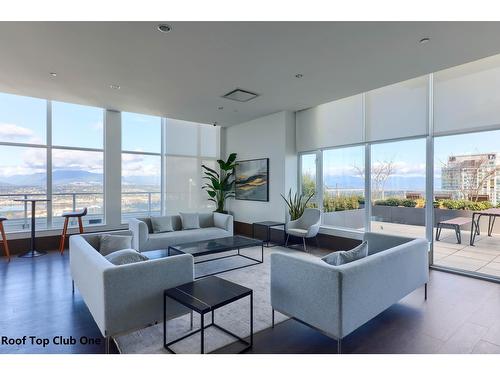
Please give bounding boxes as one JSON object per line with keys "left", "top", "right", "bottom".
{"left": 222, "top": 88, "right": 259, "bottom": 102}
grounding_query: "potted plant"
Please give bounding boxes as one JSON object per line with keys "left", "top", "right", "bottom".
{"left": 202, "top": 153, "right": 237, "bottom": 213}
{"left": 281, "top": 188, "right": 315, "bottom": 220}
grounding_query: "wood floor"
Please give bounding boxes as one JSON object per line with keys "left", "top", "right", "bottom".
{"left": 1, "top": 249, "right": 500, "bottom": 354}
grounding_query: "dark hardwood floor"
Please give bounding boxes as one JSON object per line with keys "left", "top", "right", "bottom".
{"left": 1, "top": 249, "right": 500, "bottom": 354}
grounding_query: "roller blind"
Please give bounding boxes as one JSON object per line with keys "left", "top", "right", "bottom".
{"left": 434, "top": 54, "right": 500, "bottom": 135}
{"left": 366, "top": 75, "right": 428, "bottom": 142}
{"left": 296, "top": 94, "right": 363, "bottom": 152}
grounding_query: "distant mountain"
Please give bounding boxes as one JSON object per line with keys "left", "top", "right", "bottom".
{"left": 324, "top": 175, "right": 441, "bottom": 191}
{"left": 0, "top": 170, "right": 102, "bottom": 186}
{"left": 0, "top": 168, "right": 160, "bottom": 187}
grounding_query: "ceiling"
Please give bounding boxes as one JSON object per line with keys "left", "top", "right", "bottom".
{"left": 1, "top": 21, "right": 500, "bottom": 126}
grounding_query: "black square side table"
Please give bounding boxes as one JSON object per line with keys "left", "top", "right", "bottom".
{"left": 163, "top": 276, "right": 253, "bottom": 354}
{"left": 252, "top": 221, "right": 285, "bottom": 247}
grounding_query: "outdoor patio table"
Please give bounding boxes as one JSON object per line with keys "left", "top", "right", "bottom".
{"left": 13, "top": 197, "right": 51, "bottom": 258}
{"left": 469, "top": 207, "right": 500, "bottom": 246}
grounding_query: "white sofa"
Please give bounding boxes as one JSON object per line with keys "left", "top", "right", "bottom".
{"left": 129, "top": 212, "right": 233, "bottom": 252}
{"left": 271, "top": 232, "right": 429, "bottom": 353}
{"left": 69, "top": 231, "right": 194, "bottom": 352}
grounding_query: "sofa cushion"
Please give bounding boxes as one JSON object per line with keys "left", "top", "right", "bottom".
{"left": 146, "top": 227, "right": 230, "bottom": 250}
{"left": 99, "top": 235, "right": 133, "bottom": 256}
{"left": 322, "top": 241, "right": 368, "bottom": 266}
{"left": 151, "top": 216, "right": 173, "bottom": 233}
{"left": 180, "top": 212, "right": 200, "bottom": 230}
{"left": 105, "top": 249, "right": 148, "bottom": 265}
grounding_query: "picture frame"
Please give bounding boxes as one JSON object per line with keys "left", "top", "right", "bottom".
{"left": 234, "top": 158, "right": 269, "bottom": 202}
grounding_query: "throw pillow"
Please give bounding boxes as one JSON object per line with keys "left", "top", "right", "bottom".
{"left": 321, "top": 241, "right": 368, "bottom": 266}
{"left": 99, "top": 234, "right": 133, "bottom": 256}
{"left": 151, "top": 216, "right": 173, "bottom": 233}
{"left": 180, "top": 212, "right": 200, "bottom": 230}
{"left": 105, "top": 249, "right": 148, "bottom": 266}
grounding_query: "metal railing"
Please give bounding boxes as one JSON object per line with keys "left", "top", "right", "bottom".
{"left": 0, "top": 191, "right": 161, "bottom": 232}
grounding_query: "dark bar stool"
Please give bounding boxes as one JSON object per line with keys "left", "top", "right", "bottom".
{"left": 59, "top": 208, "right": 87, "bottom": 254}
{"left": 0, "top": 217, "right": 10, "bottom": 261}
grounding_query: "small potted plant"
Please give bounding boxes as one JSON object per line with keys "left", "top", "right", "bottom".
{"left": 281, "top": 188, "right": 315, "bottom": 221}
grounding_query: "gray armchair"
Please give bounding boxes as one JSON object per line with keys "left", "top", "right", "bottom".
{"left": 285, "top": 208, "right": 321, "bottom": 251}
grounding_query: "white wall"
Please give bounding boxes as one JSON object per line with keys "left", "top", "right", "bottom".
{"left": 225, "top": 111, "right": 296, "bottom": 223}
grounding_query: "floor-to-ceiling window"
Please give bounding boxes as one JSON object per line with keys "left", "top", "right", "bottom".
{"left": 165, "top": 119, "right": 219, "bottom": 213}
{"left": 0, "top": 93, "right": 48, "bottom": 231}
{"left": 299, "top": 153, "right": 318, "bottom": 207}
{"left": 121, "top": 112, "right": 162, "bottom": 222}
{"left": 51, "top": 101, "right": 104, "bottom": 228}
{"left": 433, "top": 130, "right": 500, "bottom": 277}
{"left": 322, "top": 145, "right": 365, "bottom": 229}
{"left": 370, "top": 138, "right": 426, "bottom": 238}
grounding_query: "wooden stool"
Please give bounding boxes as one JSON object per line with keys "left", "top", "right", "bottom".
{"left": 59, "top": 208, "right": 87, "bottom": 254}
{"left": 0, "top": 217, "right": 10, "bottom": 261}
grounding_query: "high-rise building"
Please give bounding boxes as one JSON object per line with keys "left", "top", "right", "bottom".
{"left": 441, "top": 153, "right": 500, "bottom": 204}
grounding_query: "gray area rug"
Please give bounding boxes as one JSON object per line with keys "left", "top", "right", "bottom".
{"left": 115, "top": 246, "right": 312, "bottom": 354}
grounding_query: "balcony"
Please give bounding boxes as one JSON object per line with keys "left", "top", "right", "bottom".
{"left": 0, "top": 191, "right": 161, "bottom": 232}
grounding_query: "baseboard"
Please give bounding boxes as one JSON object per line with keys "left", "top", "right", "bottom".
{"left": 234, "top": 221, "right": 361, "bottom": 251}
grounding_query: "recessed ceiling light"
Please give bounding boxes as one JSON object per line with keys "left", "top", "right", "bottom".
{"left": 419, "top": 37, "right": 430, "bottom": 44}
{"left": 49, "top": 72, "right": 57, "bottom": 77}
{"left": 218, "top": 106, "right": 224, "bottom": 110}
{"left": 109, "top": 84, "right": 121, "bottom": 90}
{"left": 157, "top": 24, "right": 172, "bottom": 33}
{"left": 295, "top": 73, "right": 303, "bottom": 78}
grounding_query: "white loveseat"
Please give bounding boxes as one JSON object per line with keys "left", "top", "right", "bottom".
{"left": 129, "top": 212, "right": 233, "bottom": 252}
{"left": 271, "top": 232, "right": 429, "bottom": 353}
{"left": 69, "top": 231, "right": 194, "bottom": 352}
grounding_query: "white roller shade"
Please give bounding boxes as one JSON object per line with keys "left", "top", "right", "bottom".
{"left": 366, "top": 75, "right": 428, "bottom": 142}
{"left": 296, "top": 94, "right": 363, "bottom": 152}
{"left": 434, "top": 54, "right": 500, "bottom": 135}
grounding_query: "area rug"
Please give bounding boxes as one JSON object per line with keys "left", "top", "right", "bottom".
{"left": 115, "top": 246, "right": 312, "bottom": 354}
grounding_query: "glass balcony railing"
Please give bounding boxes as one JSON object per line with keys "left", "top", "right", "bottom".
{"left": 0, "top": 191, "right": 161, "bottom": 232}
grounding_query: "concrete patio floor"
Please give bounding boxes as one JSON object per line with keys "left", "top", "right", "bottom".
{"left": 369, "top": 221, "right": 500, "bottom": 279}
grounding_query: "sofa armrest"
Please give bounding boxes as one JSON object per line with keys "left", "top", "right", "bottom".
{"left": 214, "top": 212, "right": 233, "bottom": 234}
{"left": 271, "top": 252, "right": 342, "bottom": 338}
{"left": 102, "top": 253, "right": 194, "bottom": 337}
{"left": 339, "top": 238, "right": 429, "bottom": 337}
{"left": 70, "top": 235, "right": 113, "bottom": 336}
{"left": 129, "top": 218, "right": 149, "bottom": 251}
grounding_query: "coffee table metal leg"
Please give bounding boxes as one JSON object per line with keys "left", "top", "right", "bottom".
{"left": 250, "top": 292, "right": 253, "bottom": 348}
{"left": 201, "top": 313, "right": 205, "bottom": 354}
{"left": 163, "top": 293, "right": 167, "bottom": 349}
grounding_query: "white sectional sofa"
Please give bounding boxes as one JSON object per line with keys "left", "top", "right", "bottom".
{"left": 271, "top": 232, "right": 429, "bottom": 353}
{"left": 129, "top": 212, "right": 233, "bottom": 252}
{"left": 69, "top": 231, "right": 194, "bottom": 352}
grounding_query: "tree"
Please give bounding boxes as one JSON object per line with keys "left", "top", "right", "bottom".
{"left": 353, "top": 160, "right": 395, "bottom": 200}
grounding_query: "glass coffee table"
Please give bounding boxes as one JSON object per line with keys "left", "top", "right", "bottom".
{"left": 167, "top": 235, "right": 264, "bottom": 278}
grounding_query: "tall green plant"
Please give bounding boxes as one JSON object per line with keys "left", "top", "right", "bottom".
{"left": 202, "top": 153, "right": 237, "bottom": 213}
{"left": 281, "top": 188, "right": 315, "bottom": 221}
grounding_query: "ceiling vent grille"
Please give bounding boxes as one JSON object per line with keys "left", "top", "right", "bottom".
{"left": 222, "top": 88, "right": 259, "bottom": 102}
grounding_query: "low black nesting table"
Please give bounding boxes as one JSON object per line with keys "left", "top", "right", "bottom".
{"left": 252, "top": 221, "right": 285, "bottom": 247}
{"left": 163, "top": 276, "right": 253, "bottom": 354}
